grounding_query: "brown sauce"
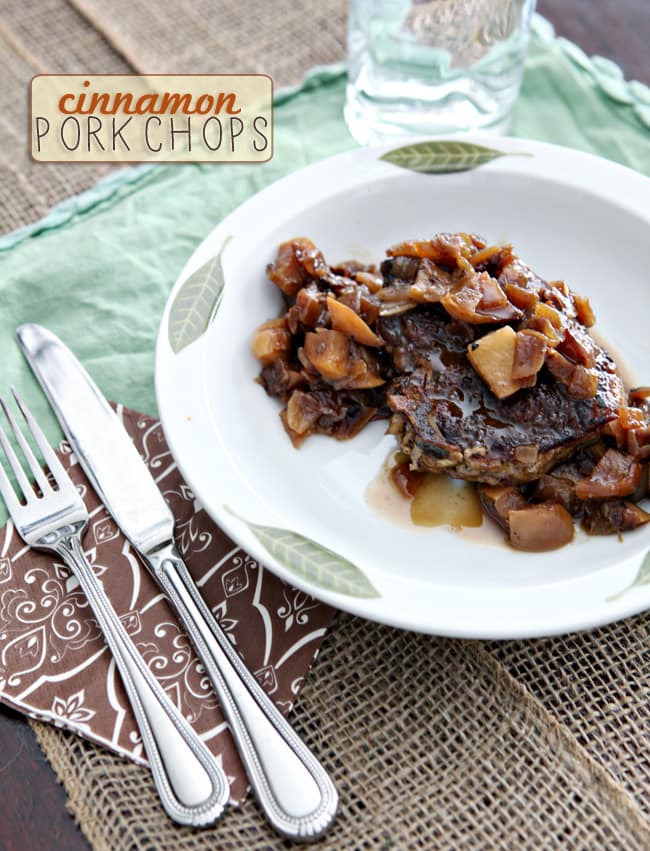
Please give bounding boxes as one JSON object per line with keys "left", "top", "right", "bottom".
{"left": 365, "top": 458, "right": 413, "bottom": 529}
{"left": 366, "top": 452, "right": 483, "bottom": 531}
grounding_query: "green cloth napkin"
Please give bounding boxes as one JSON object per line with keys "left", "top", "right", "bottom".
{"left": 0, "top": 15, "right": 648, "bottom": 525}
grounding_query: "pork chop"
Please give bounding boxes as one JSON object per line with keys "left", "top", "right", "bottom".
{"left": 379, "top": 308, "right": 625, "bottom": 484}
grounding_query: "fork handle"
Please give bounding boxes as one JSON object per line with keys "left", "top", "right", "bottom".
{"left": 55, "top": 534, "right": 229, "bottom": 827}
{"left": 147, "top": 542, "right": 338, "bottom": 842}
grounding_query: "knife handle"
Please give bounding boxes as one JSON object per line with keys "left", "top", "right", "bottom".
{"left": 57, "top": 535, "right": 230, "bottom": 827}
{"left": 148, "top": 543, "right": 338, "bottom": 842}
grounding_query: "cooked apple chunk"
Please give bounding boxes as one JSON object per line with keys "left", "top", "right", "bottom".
{"left": 303, "top": 328, "right": 351, "bottom": 381}
{"left": 302, "top": 328, "right": 385, "bottom": 389}
{"left": 575, "top": 448, "right": 641, "bottom": 499}
{"left": 509, "top": 504, "right": 575, "bottom": 551}
{"left": 467, "top": 326, "right": 524, "bottom": 399}
{"left": 251, "top": 318, "right": 291, "bottom": 366}
{"left": 326, "top": 295, "right": 382, "bottom": 346}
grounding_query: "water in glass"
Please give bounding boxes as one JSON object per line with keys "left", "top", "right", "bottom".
{"left": 345, "top": 0, "right": 537, "bottom": 143}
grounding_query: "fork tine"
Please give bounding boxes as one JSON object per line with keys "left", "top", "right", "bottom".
{"left": 0, "top": 452, "right": 21, "bottom": 515}
{"left": 0, "top": 395, "right": 51, "bottom": 495}
{"left": 11, "top": 389, "right": 70, "bottom": 490}
{"left": 0, "top": 400, "right": 34, "bottom": 502}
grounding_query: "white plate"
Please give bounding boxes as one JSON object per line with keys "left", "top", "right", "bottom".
{"left": 155, "top": 136, "right": 650, "bottom": 639}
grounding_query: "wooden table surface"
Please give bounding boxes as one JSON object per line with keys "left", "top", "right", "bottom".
{"left": 0, "top": 2, "right": 648, "bottom": 849}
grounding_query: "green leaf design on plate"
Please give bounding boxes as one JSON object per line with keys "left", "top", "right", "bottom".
{"left": 168, "top": 236, "right": 232, "bottom": 354}
{"left": 225, "top": 507, "right": 380, "bottom": 598}
{"left": 607, "top": 550, "right": 650, "bottom": 602}
{"left": 380, "top": 141, "right": 530, "bottom": 174}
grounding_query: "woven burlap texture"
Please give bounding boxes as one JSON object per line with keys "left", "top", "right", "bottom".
{"left": 0, "top": 0, "right": 347, "bottom": 233}
{"left": 31, "top": 614, "right": 650, "bottom": 850}
{"left": 0, "top": 0, "right": 131, "bottom": 232}
{"left": 489, "top": 615, "right": 650, "bottom": 816}
{"left": 67, "top": 0, "right": 348, "bottom": 82}
{"left": 2, "top": 1, "right": 650, "bottom": 849}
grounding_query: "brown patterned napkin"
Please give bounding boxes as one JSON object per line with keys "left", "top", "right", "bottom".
{"left": 0, "top": 405, "right": 334, "bottom": 805}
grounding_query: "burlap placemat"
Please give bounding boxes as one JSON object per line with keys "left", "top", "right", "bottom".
{"left": 0, "top": 0, "right": 131, "bottom": 232}
{"left": 67, "top": 0, "right": 348, "bottom": 83}
{"left": 489, "top": 616, "right": 650, "bottom": 816}
{"left": 0, "top": 0, "right": 347, "bottom": 233}
{"left": 31, "top": 620, "right": 650, "bottom": 850}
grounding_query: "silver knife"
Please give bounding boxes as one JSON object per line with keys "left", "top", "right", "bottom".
{"left": 17, "top": 323, "right": 338, "bottom": 842}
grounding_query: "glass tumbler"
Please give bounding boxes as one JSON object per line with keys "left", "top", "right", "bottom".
{"left": 345, "top": 0, "right": 537, "bottom": 143}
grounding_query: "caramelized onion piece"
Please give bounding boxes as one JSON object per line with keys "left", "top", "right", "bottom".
{"left": 327, "top": 295, "right": 382, "bottom": 346}
{"left": 354, "top": 270, "right": 383, "bottom": 293}
{"left": 386, "top": 233, "right": 471, "bottom": 267}
{"left": 408, "top": 258, "right": 455, "bottom": 303}
{"left": 582, "top": 500, "right": 650, "bottom": 535}
{"left": 337, "top": 284, "right": 381, "bottom": 324}
{"left": 512, "top": 330, "right": 546, "bottom": 380}
{"left": 557, "top": 325, "right": 597, "bottom": 367}
{"left": 548, "top": 279, "right": 570, "bottom": 296}
{"left": 567, "top": 365, "right": 599, "bottom": 400}
{"left": 281, "top": 388, "right": 381, "bottom": 447}
{"left": 618, "top": 406, "right": 646, "bottom": 430}
{"left": 379, "top": 300, "right": 417, "bottom": 317}
{"left": 603, "top": 418, "right": 627, "bottom": 450}
{"left": 533, "top": 316, "right": 563, "bottom": 344}
{"left": 545, "top": 350, "right": 598, "bottom": 399}
{"left": 294, "top": 284, "right": 325, "bottom": 327}
{"left": 575, "top": 449, "right": 641, "bottom": 499}
{"left": 502, "top": 282, "right": 539, "bottom": 312}
{"left": 344, "top": 356, "right": 386, "bottom": 389}
{"left": 509, "top": 504, "right": 575, "bottom": 552}
{"left": 266, "top": 237, "right": 326, "bottom": 296}
{"left": 533, "top": 301, "right": 563, "bottom": 329}
{"left": 259, "top": 358, "right": 304, "bottom": 399}
{"left": 532, "top": 474, "right": 580, "bottom": 514}
{"left": 545, "top": 349, "right": 574, "bottom": 383}
{"left": 629, "top": 387, "right": 650, "bottom": 405}
{"left": 379, "top": 284, "right": 413, "bottom": 303}
{"left": 479, "top": 485, "right": 527, "bottom": 531}
{"left": 515, "top": 374, "right": 537, "bottom": 389}
{"left": 478, "top": 274, "right": 510, "bottom": 311}
{"left": 442, "top": 272, "right": 522, "bottom": 324}
{"left": 631, "top": 463, "right": 649, "bottom": 502}
{"left": 286, "top": 390, "right": 322, "bottom": 435}
{"left": 470, "top": 244, "right": 503, "bottom": 267}
{"left": 333, "top": 403, "right": 379, "bottom": 440}
{"left": 391, "top": 461, "right": 424, "bottom": 498}
{"left": 573, "top": 293, "right": 596, "bottom": 327}
{"left": 627, "top": 431, "right": 650, "bottom": 461}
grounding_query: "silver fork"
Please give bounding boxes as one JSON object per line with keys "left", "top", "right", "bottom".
{"left": 0, "top": 390, "right": 230, "bottom": 827}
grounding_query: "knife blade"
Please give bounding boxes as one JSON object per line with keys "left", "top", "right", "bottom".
{"left": 16, "top": 324, "right": 174, "bottom": 557}
{"left": 16, "top": 323, "right": 338, "bottom": 842}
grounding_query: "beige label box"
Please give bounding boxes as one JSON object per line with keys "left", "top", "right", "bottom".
{"left": 31, "top": 75, "right": 273, "bottom": 163}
